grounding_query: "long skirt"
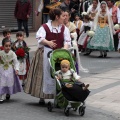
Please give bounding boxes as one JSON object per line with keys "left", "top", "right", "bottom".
{"left": 24, "top": 48, "right": 54, "bottom": 99}
{"left": 87, "top": 25, "right": 114, "bottom": 51}
{"left": 0, "top": 66, "right": 22, "bottom": 95}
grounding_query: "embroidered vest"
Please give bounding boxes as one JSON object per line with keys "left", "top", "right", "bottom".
{"left": 98, "top": 16, "right": 108, "bottom": 28}
{"left": 42, "top": 24, "right": 65, "bottom": 50}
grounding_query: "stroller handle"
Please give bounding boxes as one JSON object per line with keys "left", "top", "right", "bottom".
{"left": 47, "top": 51, "right": 52, "bottom": 58}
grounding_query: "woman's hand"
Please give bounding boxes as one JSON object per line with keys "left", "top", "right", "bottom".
{"left": 47, "top": 40, "right": 57, "bottom": 48}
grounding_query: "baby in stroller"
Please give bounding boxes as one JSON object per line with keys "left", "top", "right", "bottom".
{"left": 55, "top": 60, "right": 89, "bottom": 90}
{"left": 47, "top": 49, "right": 90, "bottom": 116}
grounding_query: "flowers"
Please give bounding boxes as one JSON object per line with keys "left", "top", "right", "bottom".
{"left": 16, "top": 48, "right": 25, "bottom": 59}
{"left": 87, "top": 30, "right": 95, "bottom": 37}
{"left": 81, "top": 12, "right": 88, "bottom": 16}
{"left": 15, "top": 46, "right": 30, "bottom": 62}
{"left": 0, "top": 46, "right": 4, "bottom": 50}
{"left": 114, "top": 24, "right": 120, "bottom": 30}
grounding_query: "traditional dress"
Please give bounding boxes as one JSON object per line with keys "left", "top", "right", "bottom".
{"left": 78, "top": 21, "right": 92, "bottom": 47}
{"left": 24, "top": 20, "right": 71, "bottom": 99}
{"left": 0, "top": 50, "right": 22, "bottom": 95}
{"left": 67, "top": 22, "right": 76, "bottom": 33}
{"left": 87, "top": 12, "right": 115, "bottom": 51}
{"left": 13, "top": 40, "right": 30, "bottom": 81}
{"left": 73, "top": 20, "right": 83, "bottom": 39}
{"left": 109, "top": 6, "right": 120, "bottom": 51}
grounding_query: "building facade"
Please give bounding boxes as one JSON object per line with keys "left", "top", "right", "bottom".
{"left": 0, "top": 0, "right": 42, "bottom": 32}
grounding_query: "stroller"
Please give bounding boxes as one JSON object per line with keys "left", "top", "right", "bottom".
{"left": 47, "top": 49, "right": 90, "bottom": 116}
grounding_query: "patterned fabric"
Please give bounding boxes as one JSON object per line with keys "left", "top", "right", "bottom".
{"left": 0, "top": 50, "right": 22, "bottom": 95}
{"left": 24, "top": 48, "right": 54, "bottom": 99}
{"left": 87, "top": 25, "right": 114, "bottom": 51}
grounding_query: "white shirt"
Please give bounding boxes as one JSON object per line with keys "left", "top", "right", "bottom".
{"left": 36, "top": 20, "right": 71, "bottom": 48}
{"left": 56, "top": 69, "right": 81, "bottom": 80}
{"left": 109, "top": 7, "right": 120, "bottom": 23}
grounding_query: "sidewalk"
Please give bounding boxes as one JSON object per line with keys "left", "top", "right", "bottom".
{"left": 81, "top": 68, "right": 120, "bottom": 116}
{"left": 0, "top": 32, "right": 38, "bottom": 52}
{"left": 0, "top": 32, "right": 120, "bottom": 117}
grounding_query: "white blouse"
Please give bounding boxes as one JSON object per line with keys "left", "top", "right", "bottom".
{"left": 80, "top": 21, "right": 93, "bottom": 33}
{"left": 36, "top": 20, "right": 71, "bottom": 48}
{"left": 0, "top": 50, "right": 19, "bottom": 71}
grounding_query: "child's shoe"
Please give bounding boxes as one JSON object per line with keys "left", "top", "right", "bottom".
{"left": 6, "top": 94, "right": 10, "bottom": 100}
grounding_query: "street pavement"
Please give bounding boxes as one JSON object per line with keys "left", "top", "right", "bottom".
{"left": 0, "top": 32, "right": 120, "bottom": 120}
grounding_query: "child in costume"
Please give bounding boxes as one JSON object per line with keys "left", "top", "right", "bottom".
{"left": 0, "top": 38, "right": 22, "bottom": 103}
{"left": 13, "top": 31, "right": 30, "bottom": 87}
{"left": 55, "top": 60, "right": 89, "bottom": 90}
{"left": 0, "top": 29, "right": 14, "bottom": 51}
{"left": 78, "top": 14, "right": 92, "bottom": 52}
{"left": 73, "top": 13, "right": 83, "bottom": 40}
{"left": 55, "top": 60, "right": 90, "bottom": 102}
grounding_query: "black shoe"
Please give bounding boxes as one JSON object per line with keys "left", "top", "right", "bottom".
{"left": 6, "top": 94, "right": 10, "bottom": 100}
{"left": 84, "top": 52, "right": 91, "bottom": 56}
{"left": 104, "top": 53, "right": 107, "bottom": 58}
{"left": 98, "top": 55, "right": 103, "bottom": 58}
{"left": 39, "top": 99, "right": 45, "bottom": 105}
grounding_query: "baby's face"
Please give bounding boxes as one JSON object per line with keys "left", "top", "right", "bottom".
{"left": 61, "top": 64, "right": 70, "bottom": 73}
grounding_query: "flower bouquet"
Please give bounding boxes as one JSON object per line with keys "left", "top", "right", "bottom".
{"left": 114, "top": 24, "right": 120, "bottom": 30}
{"left": 15, "top": 46, "right": 30, "bottom": 75}
{"left": 87, "top": 30, "right": 95, "bottom": 37}
{"left": 15, "top": 46, "right": 30, "bottom": 62}
{"left": 0, "top": 46, "right": 4, "bottom": 51}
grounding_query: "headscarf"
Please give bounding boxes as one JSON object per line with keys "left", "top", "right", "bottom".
{"left": 93, "top": 1, "right": 114, "bottom": 43}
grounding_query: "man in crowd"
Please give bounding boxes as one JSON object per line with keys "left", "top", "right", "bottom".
{"left": 14, "top": 0, "right": 32, "bottom": 37}
{"left": 60, "top": 0, "right": 70, "bottom": 11}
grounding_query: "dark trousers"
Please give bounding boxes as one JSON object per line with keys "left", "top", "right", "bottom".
{"left": 113, "top": 33, "right": 119, "bottom": 51}
{"left": 17, "top": 19, "right": 29, "bottom": 37}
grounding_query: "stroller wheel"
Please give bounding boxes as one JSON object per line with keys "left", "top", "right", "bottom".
{"left": 47, "top": 102, "right": 53, "bottom": 112}
{"left": 64, "top": 108, "right": 69, "bottom": 116}
{"left": 79, "top": 106, "right": 85, "bottom": 116}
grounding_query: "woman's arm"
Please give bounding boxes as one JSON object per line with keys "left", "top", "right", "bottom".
{"left": 36, "top": 26, "right": 57, "bottom": 48}
{"left": 63, "top": 27, "right": 72, "bottom": 49}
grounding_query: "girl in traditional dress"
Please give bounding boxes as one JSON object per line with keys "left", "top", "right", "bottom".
{"left": 24, "top": 8, "right": 71, "bottom": 105}
{"left": 13, "top": 31, "right": 30, "bottom": 86}
{"left": 84, "top": 0, "right": 100, "bottom": 55}
{"left": 78, "top": 14, "right": 92, "bottom": 52}
{"left": 87, "top": 1, "right": 115, "bottom": 57}
{"left": 73, "top": 13, "right": 83, "bottom": 40}
{"left": 0, "top": 38, "right": 22, "bottom": 103}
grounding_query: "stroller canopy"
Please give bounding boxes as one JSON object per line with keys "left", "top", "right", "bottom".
{"left": 50, "top": 49, "right": 76, "bottom": 75}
